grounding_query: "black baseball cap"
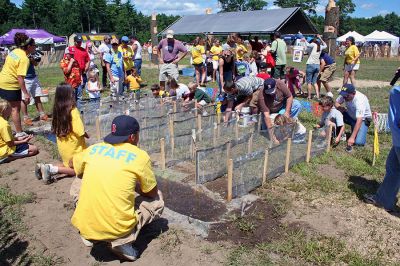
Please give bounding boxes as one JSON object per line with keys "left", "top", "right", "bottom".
{"left": 263, "top": 78, "right": 277, "bottom": 94}
{"left": 104, "top": 115, "right": 140, "bottom": 144}
{"left": 74, "top": 35, "right": 83, "bottom": 42}
{"left": 260, "top": 62, "right": 267, "bottom": 69}
{"left": 339, "top": 83, "right": 356, "bottom": 96}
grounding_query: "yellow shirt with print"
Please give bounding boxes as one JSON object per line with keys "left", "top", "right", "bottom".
{"left": 191, "top": 45, "right": 205, "bottom": 65}
{"left": 0, "top": 117, "right": 16, "bottom": 160}
{"left": 56, "top": 107, "right": 86, "bottom": 167}
{"left": 210, "top": 45, "right": 222, "bottom": 61}
{"left": 71, "top": 142, "right": 157, "bottom": 241}
{"left": 0, "top": 48, "right": 29, "bottom": 90}
{"left": 118, "top": 45, "right": 134, "bottom": 71}
{"left": 344, "top": 45, "right": 360, "bottom": 64}
{"left": 126, "top": 75, "right": 142, "bottom": 91}
{"left": 236, "top": 44, "right": 248, "bottom": 60}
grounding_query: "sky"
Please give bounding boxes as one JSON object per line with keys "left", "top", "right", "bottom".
{"left": 10, "top": 0, "right": 398, "bottom": 18}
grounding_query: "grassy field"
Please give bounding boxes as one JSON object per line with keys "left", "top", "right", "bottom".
{"left": 3, "top": 56, "right": 398, "bottom": 264}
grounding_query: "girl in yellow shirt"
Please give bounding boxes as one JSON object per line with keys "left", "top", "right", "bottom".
{"left": 36, "top": 83, "right": 88, "bottom": 183}
{"left": 191, "top": 37, "right": 206, "bottom": 86}
{"left": 0, "top": 99, "right": 38, "bottom": 164}
{"left": 236, "top": 36, "right": 248, "bottom": 61}
{"left": 343, "top": 36, "right": 361, "bottom": 86}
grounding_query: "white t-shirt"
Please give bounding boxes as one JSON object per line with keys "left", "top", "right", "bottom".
{"left": 147, "top": 45, "right": 152, "bottom": 54}
{"left": 98, "top": 43, "right": 111, "bottom": 54}
{"left": 320, "top": 107, "right": 344, "bottom": 127}
{"left": 249, "top": 61, "right": 258, "bottom": 76}
{"left": 336, "top": 91, "right": 372, "bottom": 120}
{"left": 306, "top": 42, "right": 327, "bottom": 65}
{"left": 132, "top": 41, "right": 142, "bottom": 60}
{"left": 86, "top": 80, "right": 101, "bottom": 99}
{"left": 176, "top": 83, "right": 190, "bottom": 99}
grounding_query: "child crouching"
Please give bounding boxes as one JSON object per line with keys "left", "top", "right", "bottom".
{"left": 0, "top": 99, "right": 38, "bottom": 163}
{"left": 35, "top": 83, "right": 88, "bottom": 183}
{"left": 315, "top": 96, "right": 345, "bottom": 145}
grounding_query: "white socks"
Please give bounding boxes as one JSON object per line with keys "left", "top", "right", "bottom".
{"left": 48, "top": 164, "right": 59, "bottom": 174}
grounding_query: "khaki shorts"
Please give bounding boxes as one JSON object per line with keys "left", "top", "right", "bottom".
{"left": 23, "top": 77, "right": 43, "bottom": 98}
{"left": 159, "top": 63, "right": 179, "bottom": 82}
{"left": 249, "top": 89, "right": 260, "bottom": 108}
{"left": 319, "top": 63, "right": 336, "bottom": 82}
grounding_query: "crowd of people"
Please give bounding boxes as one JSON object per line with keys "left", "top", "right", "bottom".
{"left": 0, "top": 30, "right": 398, "bottom": 262}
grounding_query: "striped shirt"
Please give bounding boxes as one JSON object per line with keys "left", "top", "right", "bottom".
{"left": 228, "top": 76, "right": 264, "bottom": 100}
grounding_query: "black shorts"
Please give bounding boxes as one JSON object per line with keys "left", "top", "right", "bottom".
{"left": 0, "top": 88, "right": 22, "bottom": 101}
{"left": 193, "top": 63, "right": 204, "bottom": 69}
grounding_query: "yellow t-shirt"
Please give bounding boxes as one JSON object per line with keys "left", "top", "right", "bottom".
{"left": 0, "top": 48, "right": 29, "bottom": 90}
{"left": 56, "top": 107, "right": 86, "bottom": 167}
{"left": 210, "top": 45, "right": 222, "bottom": 61}
{"left": 191, "top": 45, "right": 205, "bottom": 65}
{"left": 0, "top": 117, "right": 16, "bottom": 160}
{"left": 71, "top": 142, "right": 157, "bottom": 241}
{"left": 118, "top": 45, "right": 134, "bottom": 71}
{"left": 236, "top": 44, "right": 248, "bottom": 60}
{"left": 126, "top": 75, "right": 142, "bottom": 91}
{"left": 344, "top": 45, "right": 360, "bottom": 64}
{"left": 159, "top": 90, "right": 169, "bottom": 98}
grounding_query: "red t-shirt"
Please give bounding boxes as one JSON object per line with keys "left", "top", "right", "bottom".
{"left": 256, "top": 72, "right": 271, "bottom": 80}
{"left": 70, "top": 46, "right": 89, "bottom": 72}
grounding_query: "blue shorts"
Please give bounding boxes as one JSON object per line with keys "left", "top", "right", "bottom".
{"left": 306, "top": 64, "right": 320, "bottom": 84}
{"left": 0, "top": 143, "right": 29, "bottom": 163}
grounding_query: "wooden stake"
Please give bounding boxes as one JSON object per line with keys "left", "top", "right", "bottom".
{"left": 213, "top": 123, "right": 217, "bottom": 146}
{"left": 257, "top": 114, "right": 262, "bottom": 132}
{"left": 226, "top": 141, "right": 231, "bottom": 169}
{"left": 194, "top": 99, "right": 198, "bottom": 117}
{"left": 326, "top": 124, "right": 333, "bottom": 153}
{"left": 217, "top": 112, "right": 221, "bottom": 125}
{"left": 95, "top": 116, "right": 101, "bottom": 141}
{"left": 173, "top": 101, "right": 177, "bottom": 113}
{"left": 169, "top": 116, "right": 175, "bottom": 158}
{"left": 160, "top": 138, "right": 166, "bottom": 170}
{"left": 247, "top": 133, "right": 253, "bottom": 154}
{"left": 217, "top": 122, "right": 221, "bottom": 139}
{"left": 306, "top": 130, "right": 313, "bottom": 163}
{"left": 194, "top": 147, "right": 198, "bottom": 183}
{"left": 227, "top": 158, "right": 233, "bottom": 202}
{"left": 197, "top": 114, "right": 202, "bottom": 142}
{"left": 285, "top": 138, "right": 292, "bottom": 174}
{"left": 262, "top": 148, "right": 269, "bottom": 185}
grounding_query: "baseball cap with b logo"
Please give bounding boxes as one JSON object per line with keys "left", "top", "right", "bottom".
{"left": 104, "top": 115, "right": 140, "bottom": 144}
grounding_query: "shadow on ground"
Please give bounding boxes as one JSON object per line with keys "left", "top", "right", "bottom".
{"left": 348, "top": 175, "right": 380, "bottom": 200}
{"left": 90, "top": 218, "right": 169, "bottom": 263}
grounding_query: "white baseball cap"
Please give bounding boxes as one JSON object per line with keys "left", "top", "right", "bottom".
{"left": 166, "top": 29, "right": 174, "bottom": 39}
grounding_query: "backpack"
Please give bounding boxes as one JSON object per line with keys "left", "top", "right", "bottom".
{"left": 266, "top": 52, "right": 276, "bottom": 68}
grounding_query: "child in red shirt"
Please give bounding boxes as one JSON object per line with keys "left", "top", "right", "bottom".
{"left": 60, "top": 47, "right": 82, "bottom": 90}
{"left": 285, "top": 66, "right": 305, "bottom": 96}
{"left": 256, "top": 62, "right": 271, "bottom": 80}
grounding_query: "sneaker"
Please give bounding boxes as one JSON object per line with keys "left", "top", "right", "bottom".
{"left": 364, "top": 194, "right": 393, "bottom": 212}
{"left": 40, "top": 114, "right": 49, "bottom": 121}
{"left": 345, "top": 145, "right": 353, "bottom": 153}
{"left": 81, "top": 236, "right": 93, "bottom": 247}
{"left": 15, "top": 131, "right": 29, "bottom": 138}
{"left": 40, "top": 164, "right": 52, "bottom": 184}
{"left": 23, "top": 117, "right": 33, "bottom": 126}
{"left": 326, "top": 92, "right": 334, "bottom": 98}
{"left": 35, "top": 163, "right": 44, "bottom": 180}
{"left": 111, "top": 243, "right": 139, "bottom": 261}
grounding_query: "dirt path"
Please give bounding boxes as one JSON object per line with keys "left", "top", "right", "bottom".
{"left": 0, "top": 139, "right": 227, "bottom": 265}
{"left": 330, "top": 77, "right": 390, "bottom": 88}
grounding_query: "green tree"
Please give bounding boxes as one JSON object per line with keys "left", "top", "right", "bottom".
{"left": 273, "top": 0, "right": 319, "bottom": 15}
{"left": 218, "top": 0, "right": 267, "bottom": 12}
{"left": 0, "top": 0, "right": 22, "bottom": 34}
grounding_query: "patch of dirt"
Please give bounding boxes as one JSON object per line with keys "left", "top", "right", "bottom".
{"left": 157, "top": 178, "right": 227, "bottom": 222}
{"left": 316, "top": 163, "right": 347, "bottom": 181}
{"left": 207, "top": 200, "right": 283, "bottom": 245}
{"left": 330, "top": 77, "right": 390, "bottom": 88}
{"left": 204, "top": 176, "right": 228, "bottom": 199}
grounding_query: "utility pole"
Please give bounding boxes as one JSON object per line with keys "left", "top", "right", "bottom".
{"left": 323, "top": 0, "right": 340, "bottom": 58}
{"left": 150, "top": 13, "right": 158, "bottom": 64}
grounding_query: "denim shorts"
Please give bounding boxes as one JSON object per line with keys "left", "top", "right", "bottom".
{"left": 306, "top": 64, "right": 320, "bottom": 84}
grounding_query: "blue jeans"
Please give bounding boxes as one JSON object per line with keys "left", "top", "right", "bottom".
{"left": 343, "top": 112, "right": 369, "bottom": 146}
{"left": 306, "top": 64, "right": 320, "bottom": 84}
{"left": 375, "top": 146, "right": 400, "bottom": 210}
{"left": 76, "top": 74, "right": 87, "bottom": 110}
{"left": 134, "top": 59, "right": 142, "bottom": 76}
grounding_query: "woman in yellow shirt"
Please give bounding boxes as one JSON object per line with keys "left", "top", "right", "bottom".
{"left": 210, "top": 39, "right": 222, "bottom": 82}
{"left": 0, "top": 33, "right": 36, "bottom": 136}
{"left": 235, "top": 35, "right": 248, "bottom": 61}
{"left": 191, "top": 37, "right": 206, "bottom": 86}
{"left": 343, "top": 36, "right": 361, "bottom": 86}
{"left": 35, "top": 83, "right": 88, "bottom": 183}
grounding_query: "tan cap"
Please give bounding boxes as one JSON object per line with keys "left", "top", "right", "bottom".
{"left": 166, "top": 29, "right": 174, "bottom": 39}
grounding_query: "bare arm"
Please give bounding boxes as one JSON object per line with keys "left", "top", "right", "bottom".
{"left": 224, "top": 99, "right": 234, "bottom": 123}
{"left": 284, "top": 95, "right": 293, "bottom": 117}
{"left": 219, "top": 58, "right": 224, "bottom": 88}
{"left": 348, "top": 117, "right": 363, "bottom": 146}
{"left": 264, "top": 111, "right": 278, "bottom": 144}
{"left": 173, "top": 51, "right": 188, "bottom": 64}
{"left": 135, "top": 184, "right": 159, "bottom": 199}
{"left": 105, "top": 62, "right": 115, "bottom": 83}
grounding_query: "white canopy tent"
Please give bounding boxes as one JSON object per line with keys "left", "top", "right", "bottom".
{"left": 364, "top": 30, "right": 399, "bottom": 56}
{"left": 337, "top": 31, "right": 365, "bottom": 43}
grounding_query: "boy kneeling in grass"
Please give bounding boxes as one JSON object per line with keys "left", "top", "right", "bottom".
{"left": 185, "top": 82, "right": 212, "bottom": 115}
{"left": 315, "top": 96, "right": 345, "bottom": 145}
{"left": 0, "top": 99, "right": 38, "bottom": 163}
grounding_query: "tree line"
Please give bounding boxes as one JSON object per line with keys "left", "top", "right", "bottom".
{"left": 1, "top": 0, "right": 399, "bottom": 44}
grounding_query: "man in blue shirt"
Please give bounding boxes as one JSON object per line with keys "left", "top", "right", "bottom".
{"left": 317, "top": 51, "right": 336, "bottom": 98}
{"left": 104, "top": 38, "right": 124, "bottom": 96}
{"left": 365, "top": 86, "right": 400, "bottom": 211}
